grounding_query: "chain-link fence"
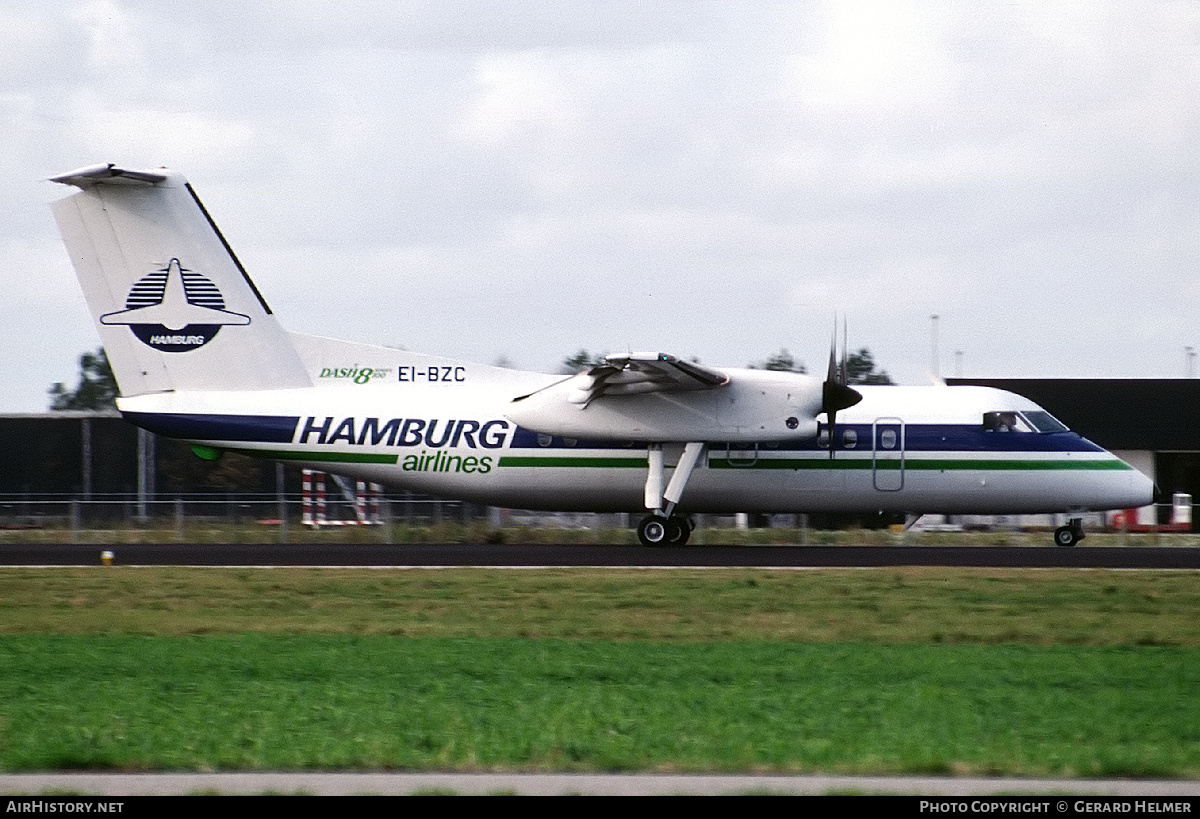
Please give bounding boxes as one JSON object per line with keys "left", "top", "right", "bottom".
{"left": 0, "top": 491, "right": 1193, "bottom": 547}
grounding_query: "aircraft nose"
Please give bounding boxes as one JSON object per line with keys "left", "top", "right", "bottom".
{"left": 1130, "top": 469, "right": 1157, "bottom": 509}
{"left": 1096, "top": 462, "right": 1157, "bottom": 512}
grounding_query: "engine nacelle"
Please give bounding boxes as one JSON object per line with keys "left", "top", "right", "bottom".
{"left": 506, "top": 368, "right": 824, "bottom": 443}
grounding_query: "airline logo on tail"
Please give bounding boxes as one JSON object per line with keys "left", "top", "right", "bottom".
{"left": 100, "top": 258, "right": 251, "bottom": 352}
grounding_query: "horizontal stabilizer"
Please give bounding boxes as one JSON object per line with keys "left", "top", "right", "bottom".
{"left": 50, "top": 163, "right": 168, "bottom": 188}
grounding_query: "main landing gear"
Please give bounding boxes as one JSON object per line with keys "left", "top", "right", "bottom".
{"left": 637, "top": 514, "right": 693, "bottom": 546}
{"left": 1054, "top": 517, "right": 1086, "bottom": 547}
{"left": 637, "top": 442, "right": 705, "bottom": 547}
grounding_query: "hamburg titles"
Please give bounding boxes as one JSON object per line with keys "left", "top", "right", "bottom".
{"left": 296, "top": 416, "right": 509, "bottom": 473}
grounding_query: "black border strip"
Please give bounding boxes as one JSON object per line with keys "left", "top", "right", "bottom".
{"left": 184, "top": 182, "right": 273, "bottom": 315}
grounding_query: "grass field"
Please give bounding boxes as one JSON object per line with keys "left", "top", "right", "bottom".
{"left": 1, "top": 566, "right": 1197, "bottom": 776}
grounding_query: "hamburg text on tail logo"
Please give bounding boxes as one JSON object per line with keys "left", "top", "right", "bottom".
{"left": 100, "top": 258, "right": 251, "bottom": 352}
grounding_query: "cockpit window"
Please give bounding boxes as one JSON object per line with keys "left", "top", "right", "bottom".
{"left": 983, "top": 411, "right": 1027, "bottom": 432}
{"left": 983, "top": 410, "right": 1068, "bottom": 434}
{"left": 1022, "top": 410, "right": 1069, "bottom": 434}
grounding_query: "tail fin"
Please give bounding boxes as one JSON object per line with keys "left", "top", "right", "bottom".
{"left": 49, "top": 164, "right": 311, "bottom": 396}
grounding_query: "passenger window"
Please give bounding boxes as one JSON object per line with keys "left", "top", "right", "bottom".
{"left": 880, "top": 429, "right": 897, "bottom": 449}
{"left": 842, "top": 429, "right": 857, "bottom": 449}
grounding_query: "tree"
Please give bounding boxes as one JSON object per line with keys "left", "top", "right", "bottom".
{"left": 48, "top": 348, "right": 119, "bottom": 411}
{"left": 560, "top": 349, "right": 608, "bottom": 374}
{"left": 750, "top": 348, "right": 806, "bottom": 373}
{"left": 845, "top": 348, "right": 893, "bottom": 385}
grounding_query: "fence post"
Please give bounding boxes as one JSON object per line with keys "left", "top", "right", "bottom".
{"left": 70, "top": 499, "right": 80, "bottom": 544}
{"left": 81, "top": 418, "right": 92, "bottom": 502}
{"left": 277, "top": 463, "right": 288, "bottom": 544}
{"left": 175, "top": 497, "right": 184, "bottom": 542}
{"left": 136, "top": 427, "right": 149, "bottom": 523}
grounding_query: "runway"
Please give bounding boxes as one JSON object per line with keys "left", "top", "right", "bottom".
{"left": 4, "top": 771, "right": 1199, "bottom": 797}
{"left": 2, "top": 542, "right": 1199, "bottom": 568}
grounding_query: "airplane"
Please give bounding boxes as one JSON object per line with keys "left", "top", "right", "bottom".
{"left": 48, "top": 163, "right": 1156, "bottom": 547}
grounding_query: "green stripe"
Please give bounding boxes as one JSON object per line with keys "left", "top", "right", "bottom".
{"left": 710, "top": 458, "right": 861, "bottom": 471}
{"left": 909, "top": 459, "right": 1132, "bottom": 472}
{"left": 498, "top": 456, "right": 647, "bottom": 469}
{"left": 229, "top": 448, "right": 399, "bottom": 465}
{"left": 497, "top": 455, "right": 1131, "bottom": 472}
{"left": 218, "top": 449, "right": 1132, "bottom": 473}
{"left": 712, "top": 457, "right": 1132, "bottom": 472}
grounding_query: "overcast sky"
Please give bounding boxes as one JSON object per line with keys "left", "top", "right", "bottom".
{"left": 4, "top": 1, "right": 1199, "bottom": 412}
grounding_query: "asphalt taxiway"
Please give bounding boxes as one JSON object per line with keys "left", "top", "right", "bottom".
{"left": 4, "top": 771, "right": 1200, "bottom": 796}
{"left": 2, "top": 542, "right": 1199, "bottom": 568}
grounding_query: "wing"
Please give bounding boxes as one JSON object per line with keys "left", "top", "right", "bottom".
{"left": 507, "top": 354, "right": 825, "bottom": 443}
{"left": 566, "top": 353, "right": 729, "bottom": 405}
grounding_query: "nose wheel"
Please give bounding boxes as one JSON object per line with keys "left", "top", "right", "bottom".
{"left": 1054, "top": 518, "right": 1085, "bottom": 547}
{"left": 637, "top": 515, "right": 692, "bottom": 546}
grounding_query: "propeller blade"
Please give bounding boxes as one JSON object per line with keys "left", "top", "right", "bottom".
{"left": 827, "top": 330, "right": 838, "bottom": 384}
{"left": 840, "top": 319, "right": 849, "bottom": 384}
{"left": 821, "top": 321, "right": 863, "bottom": 459}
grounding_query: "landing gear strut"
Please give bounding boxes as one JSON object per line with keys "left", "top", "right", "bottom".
{"left": 1054, "top": 517, "right": 1085, "bottom": 547}
{"left": 638, "top": 442, "right": 705, "bottom": 546}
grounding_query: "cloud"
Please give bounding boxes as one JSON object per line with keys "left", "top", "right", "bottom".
{"left": 72, "top": 0, "right": 148, "bottom": 71}
{"left": 4, "top": 0, "right": 1200, "bottom": 411}
{"left": 786, "top": 0, "right": 954, "bottom": 117}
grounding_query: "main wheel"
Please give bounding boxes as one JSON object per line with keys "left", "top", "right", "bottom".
{"left": 666, "top": 517, "right": 689, "bottom": 545}
{"left": 1054, "top": 525, "right": 1078, "bottom": 547}
{"left": 638, "top": 516, "right": 669, "bottom": 546}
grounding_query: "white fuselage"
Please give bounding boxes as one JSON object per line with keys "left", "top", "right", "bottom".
{"left": 118, "top": 348, "right": 1154, "bottom": 517}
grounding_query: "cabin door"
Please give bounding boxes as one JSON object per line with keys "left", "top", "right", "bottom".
{"left": 872, "top": 418, "right": 905, "bottom": 491}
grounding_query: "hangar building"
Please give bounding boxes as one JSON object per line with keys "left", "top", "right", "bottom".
{"left": 950, "top": 378, "right": 1200, "bottom": 524}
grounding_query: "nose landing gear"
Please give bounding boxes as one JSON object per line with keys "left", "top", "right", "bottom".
{"left": 1054, "top": 518, "right": 1086, "bottom": 547}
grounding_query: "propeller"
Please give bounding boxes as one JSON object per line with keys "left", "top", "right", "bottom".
{"left": 821, "top": 321, "right": 863, "bottom": 459}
